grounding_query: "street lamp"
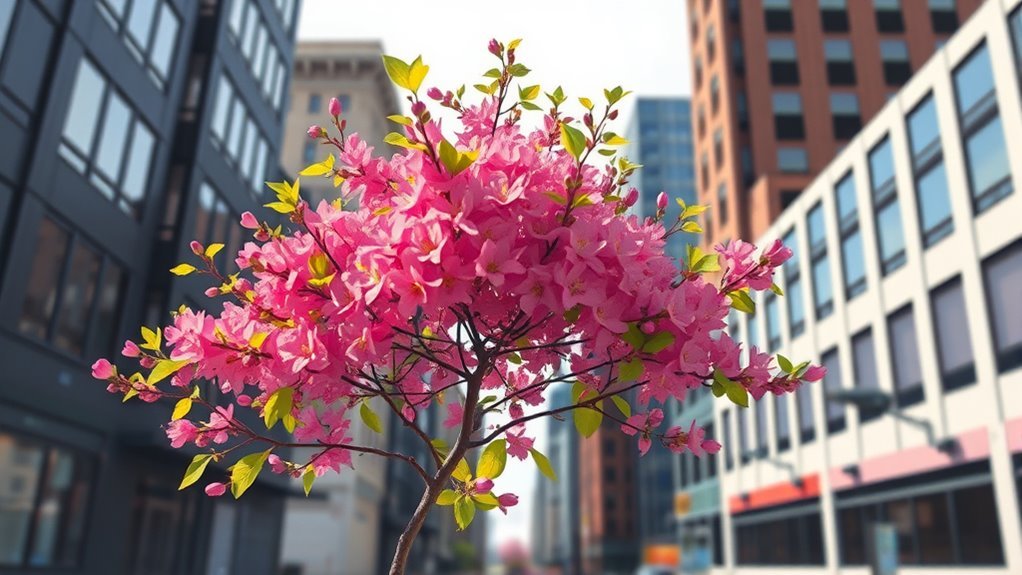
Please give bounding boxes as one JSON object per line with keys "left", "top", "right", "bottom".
{"left": 825, "top": 388, "right": 958, "bottom": 454}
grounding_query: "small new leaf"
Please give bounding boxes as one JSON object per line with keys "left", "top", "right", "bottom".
{"left": 382, "top": 55, "right": 411, "bottom": 90}
{"left": 437, "top": 489, "right": 459, "bottom": 506}
{"left": 560, "top": 123, "right": 587, "bottom": 160}
{"left": 302, "top": 467, "right": 316, "bottom": 497}
{"left": 454, "top": 497, "right": 476, "bottom": 530}
{"left": 230, "top": 450, "right": 271, "bottom": 498}
{"left": 619, "top": 357, "right": 644, "bottom": 382}
{"left": 147, "top": 359, "right": 189, "bottom": 386}
{"left": 641, "top": 331, "right": 675, "bottom": 354}
{"left": 530, "top": 448, "right": 557, "bottom": 481}
{"left": 205, "top": 243, "right": 224, "bottom": 258}
{"left": 452, "top": 458, "right": 472, "bottom": 483}
{"left": 170, "top": 263, "right": 196, "bottom": 276}
{"left": 179, "top": 454, "right": 212, "bottom": 490}
{"left": 360, "top": 401, "right": 383, "bottom": 434}
{"left": 611, "top": 395, "right": 632, "bottom": 418}
{"left": 777, "top": 354, "right": 794, "bottom": 374}
{"left": 172, "top": 398, "right": 192, "bottom": 421}
{"left": 476, "top": 439, "right": 508, "bottom": 480}
{"left": 263, "top": 387, "right": 294, "bottom": 430}
{"left": 574, "top": 406, "right": 603, "bottom": 438}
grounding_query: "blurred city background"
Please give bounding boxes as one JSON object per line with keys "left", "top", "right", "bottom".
{"left": 1, "top": 0, "right": 1022, "bottom": 574}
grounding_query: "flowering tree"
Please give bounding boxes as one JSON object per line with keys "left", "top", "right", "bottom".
{"left": 92, "top": 40, "right": 823, "bottom": 575}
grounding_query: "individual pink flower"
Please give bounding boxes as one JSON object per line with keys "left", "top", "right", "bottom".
{"left": 91, "top": 359, "right": 115, "bottom": 379}
{"left": 205, "top": 482, "right": 227, "bottom": 497}
{"left": 623, "top": 187, "right": 638, "bottom": 207}
{"left": 268, "top": 454, "right": 287, "bottom": 474}
{"left": 657, "top": 191, "right": 668, "bottom": 210}
{"left": 307, "top": 125, "right": 325, "bottom": 139}
{"left": 621, "top": 409, "right": 664, "bottom": 455}
{"left": 166, "top": 419, "right": 198, "bottom": 448}
{"left": 761, "top": 238, "right": 792, "bottom": 267}
{"left": 329, "top": 97, "right": 342, "bottom": 117}
{"left": 427, "top": 87, "right": 443, "bottom": 100}
{"left": 497, "top": 493, "right": 518, "bottom": 514}
{"left": 240, "top": 211, "right": 259, "bottom": 230}
{"left": 121, "top": 340, "right": 141, "bottom": 358}
{"left": 802, "top": 365, "right": 827, "bottom": 382}
{"left": 473, "top": 478, "right": 494, "bottom": 494}
{"left": 443, "top": 403, "right": 463, "bottom": 429}
{"left": 506, "top": 426, "right": 534, "bottom": 460}
{"left": 475, "top": 239, "right": 525, "bottom": 287}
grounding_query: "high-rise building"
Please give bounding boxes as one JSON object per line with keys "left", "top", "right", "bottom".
{"left": 0, "top": 0, "right": 298, "bottom": 573}
{"left": 688, "top": 0, "right": 982, "bottom": 248}
{"left": 279, "top": 40, "right": 400, "bottom": 206}
{"left": 713, "top": 0, "right": 1022, "bottom": 571}
{"left": 276, "top": 40, "right": 399, "bottom": 575}
{"left": 578, "top": 417, "right": 638, "bottom": 574}
{"left": 624, "top": 97, "right": 697, "bottom": 260}
{"left": 531, "top": 383, "right": 581, "bottom": 575}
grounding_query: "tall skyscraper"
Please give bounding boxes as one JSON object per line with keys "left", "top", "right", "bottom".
{"left": 625, "top": 97, "right": 696, "bottom": 261}
{"left": 0, "top": 0, "right": 297, "bottom": 572}
{"left": 531, "top": 383, "right": 581, "bottom": 575}
{"left": 688, "top": 0, "right": 982, "bottom": 248}
{"left": 578, "top": 418, "right": 638, "bottom": 574}
{"left": 711, "top": 0, "right": 1022, "bottom": 572}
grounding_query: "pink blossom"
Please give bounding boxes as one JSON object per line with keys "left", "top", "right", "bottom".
{"left": 427, "top": 87, "right": 443, "bottom": 100}
{"left": 240, "top": 212, "right": 259, "bottom": 230}
{"left": 473, "top": 478, "right": 493, "bottom": 494}
{"left": 443, "top": 403, "right": 463, "bottom": 429}
{"left": 506, "top": 426, "right": 534, "bottom": 460}
{"left": 656, "top": 192, "right": 667, "bottom": 210}
{"left": 802, "top": 365, "right": 827, "bottom": 382}
{"left": 623, "top": 187, "right": 638, "bottom": 207}
{"left": 329, "top": 97, "right": 342, "bottom": 117}
{"left": 166, "top": 419, "right": 197, "bottom": 448}
{"left": 497, "top": 493, "right": 518, "bottom": 514}
{"left": 307, "top": 125, "right": 324, "bottom": 139}
{"left": 205, "top": 482, "right": 227, "bottom": 497}
{"left": 91, "top": 359, "right": 115, "bottom": 379}
{"left": 121, "top": 340, "right": 140, "bottom": 358}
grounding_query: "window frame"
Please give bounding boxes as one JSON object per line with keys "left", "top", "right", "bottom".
{"left": 808, "top": 203, "right": 833, "bottom": 319}
{"left": 930, "top": 276, "right": 976, "bottom": 391}
{"left": 868, "top": 137, "right": 907, "bottom": 276}
{"left": 835, "top": 171, "right": 867, "bottom": 299}
{"left": 906, "top": 94, "right": 954, "bottom": 247}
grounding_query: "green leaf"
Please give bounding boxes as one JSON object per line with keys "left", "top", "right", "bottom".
{"left": 560, "top": 123, "right": 587, "bottom": 160}
{"left": 574, "top": 407, "right": 603, "bottom": 438}
{"left": 563, "top": 305, "right": 581, "bottom": 324}
{"left": 382, "top": 55, "right": 411, "bottom": 90}
{"left": 454, "top": 496, "right": 476, "bottom": 530}
{"left": 520, "top": 100, "right": 542, "bottom": 111}
{"left": 263, "top": 201, "right": 296, "bottom": 214}
{"left": 483, "top": 67, "right": 501, "bottom": 79}
{"left": 299, "top": 154, "right": 335, "bottom": 177}
{"left": 476, "top": 439, "right": 508, "bottom": 480}
{"left": 508, "top": 38, "right": 522, "bottom": 50}
{"left": 729, "top": 290, "right": 756, "bottom": 314}
{"left": 387, "top": 114, "right": 413, "bottom": 126}
{"left": 530, "top": 448, "right": 557, "bottom": 481}
{"left": 519, "top": 84, "right": 540, "bottom": 100}
{"left": 715, "top": 369, "right": 749, "bottom": 408}
{"left": 302, "top": 467, "right": 316, "bottom": 496}
{"left": 407, "top": 56, "right": 429, "bottom": 93}
{"left": 507, "top": 352, "right": 523, "bottom": 365}
{"left": 710, "top": 380, "right": 725, "bottom": 397}
{"left": 777, "top": 354, "right": 794, "bottom": 374}
{"left": 230, "top": 450, "right": 271, "bottom": 498}
{"left": 170, "top": 263, "right": 196, "bottom": 276}
{"left": 263, "top": 387, "right": 294, "bottom": 430}
{"left": 578, "top": 96, "right": 593, "bottom": 110}
{"left": 179, "top": 454, "right": 212, "bottom": 490}
{"left": 770, "top": 283, "right": 785, "bottom": 296}
{"left": 383, "top": 132, "right": 427, "bottom": 151}
{"left": 141, "top": 326, "right": 161, "bottom": 351}
{"left": 642, "top": 331, "right": 675, "bottom": 354}
{"left": 543, "top": 191, "right": 567, "bottom": 205}
{"left": 622, "top": 323, "right": 645, "bottom": 350}
{"left": 602, "top": 133, "right": 628, "bottom": 146}
{"left": 508, "top": 63, "right": 530, "bottom": 77}
{"left": 360, "top": 401, "right": 383, "bottom": 434}
{"left": 172, "top": 398, "right": 192, "bottom": 421}
{"left": 619, "top": 357, "right": 644, "bottom": 382}
{"left": 611, "top": 395, "right": 632, "bottom": 418}
{"left": 147, "top": 359, "right": 189, "bottom": 386}
{"left": 437, "top": 489, "right": 459, "bottom": 506}
{"left": 452, "top": 458, "right": 472, "bottom": 482}
{"left": 472, "top": 492, "right": 500, "bottom": 510}
{"left": 681, "top": 221, "right": 703, "bottom": 234}
{"left": 431, "top": 438, "right": 450, "bottom": 458}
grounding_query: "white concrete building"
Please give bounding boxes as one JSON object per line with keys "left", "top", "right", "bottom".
{"left": 712, "top": 0, "right": 1022, "bottom": 572}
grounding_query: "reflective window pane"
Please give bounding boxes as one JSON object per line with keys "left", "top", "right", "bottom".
{"left": 812, "top": 255, "right": 832, "bottom": 317}
{"left": 908, "top": 96, "right": 940, "bottom": 157}
{"left": 92, "top": 263, "right": 124, "bottom": 355}
{"left": 18, "top": 219, "right": 69, "bottom": 339}
{"left": 787, "top": 277, "right": 805, "bottom": 335}
{"left": 835, "top": 173, "right": 857, "bottom": 225}
{"left": 916, "top": 162, "right": 952, "bottom": 242}
{"left": 29, "top": 449, "right": 93, "bottom": 567}
{"left": 121, "top": 122, "right": 154, "bottom": 208}
{"left": 0, "top": 435, "right": 45, "bottom": 566}
{"left": 0, "top": 2, "right": 14, "bottom": 60}
{"left": 62, "top": 61, "right": 105, "bottom": 157}
{"left": 841, "top": 229, "right": 865, "bottom": 295}
{"left": 53, "top": 243, "right": 101, "bottom": 356}
{"left": 869, "top": 138, "right": 896, "bottom": 193}
{"left": 94, "top": 92, "right": 131, "bottom": 183}
{"left": 877, "top": 201, "right": 905, "bottom": 271}
{"left": 822, "top": 348, "right": 845, "bottom": 430}
{"left": 852, "top": 330, "right": 882, "bottom": 421}
{"left": 888, "top": 306, "right": 923, "bottom": 406}
{"left": 964, "top": 116, "right": 1011, "bottom": 202}
{"left": 150, "top": 4, "right": 179, "bottom": 80}
{"left": 915, "top": 493, "right": 953, "bottom": 564}
{"left": 954, "top": 484, "right": 1004, "bottom": 564}
{"left": 932, "top": 278, "right": 974, "bottom": 388}
{"left": 212, "top": 76, "right": 232, "bottom": 142}
{"left": 984, "top": 242, "right": 1022, "bottom": 370}
{"left": 954, "top": 44, "right": 994, "bottom": 114}
{"left": 808, "top": 204, "right": 826, "bottom": 249}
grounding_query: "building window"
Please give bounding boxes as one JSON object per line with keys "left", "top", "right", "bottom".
{"left": 888, "top": 305, "right": 924, "bottom": 407}
{"left": 695, "top": 56, "right": 703, "bottom": 90}
{"left": 929, "top": 0, "right": 957, "bottom": 33}
{"left": 194, "top": 183, "right": 245, "bottom": 272}
{"left": 825, "top": 40, "right": 856, "bottom": 85}
{"left": 781, "top": 190, "right": 801, "bottom": 210}
{"left": 821, "top": 348, "right": 846, "bottom": 434}
{"left": 717, "top": 183, "right": 728, "bottom": 226}
{"left": 907, "top": 95, "right": 954, "bottom": 246}
{"left": 706, "top": 24, "right": 716, "bottom": 61}
{"left": 732, "top": 39, "right": 745, "bottom": 75}
{"left": 209, "top": 74, "right": 269, "bottom": 199}
{"left": 738, "top": 406, "right": 751, "bottom": 464}
{"left": 875, "top": 0, "right": 904, "bottom": 32}
{"left": 764, "top": 0, "right": 794, "bottom": 32}
{"left": 954, "top": 43, "right": 1012, "bottom": 213}
{"left": 700, "top": 153, "right": 709, "bottom": 192}
{"left": 765, "top": 294, "right": 781, "bottom": 351}
{"left": 227, "top": 0, "right": 285, "bottom": 109}
{"left": 18, "top": 217, "right": 126, "bottom": 357}
{"left": 776, "top": 396, "right": 793, "bottom": 455}
{"left": 931, "top": 277, "right": 975, "bottom": 391}
{"left": 835, "top": 172, "right": 866, "bottom": 299}
{"left": 722, "top": 410, "right": 733, "bottom": 471}
{"left": 303, "top": 140, "right": 317, "bottom": 164}
{"left": 783, "top": 229, "right": 805, "bottom": 337}
{"left": 0, "top": 431, "right": 94, "bottom": 569}
{"left": 737, "top": 92, "right": 749, "bottom": 132}
{"left": 808, "top": 203, "right": 833, "bottom": 319}
{"left": 97, "top": 0, "right": 181, "bottom": 89}
{"left": 0, "top": 2, "right": 13, "bottom": 58}
{"left": 308, "top": 93, "right": 322, "bottom": 114}
{"left": 880, "top": 40, "right": 912, "bottom": 85}
{"left": 58, "top": 59, "right": 156, "bottom": 218}
{"left": 710, "top": 75, "right": 720, "bottom": 114}
{"left": 830, "top": 93, "right": 861, "bottom": 140}
{"left": 868, "top": 137, "right": 906, "bottom": 275}
{"left": 984, "top": 241, "right": 1022, "bottom": 373}
{"left": 820, "top": 0, "right": 849, "bottom": 32}
{"left": 852, "top": 329, "right": 884, "bottom": 423}
{"left": 697, "top": 104, "right": 706, "bottom": 137}
{"left": 713, "top": 128, "right": 724, "bottom": 168}
{"left": 741, "top": 146, "right": 754, "bottom": 186}
{"left": 735, "top": 510, "right": 825, "bottom": 565}
{"left": 797, "top": 382, "right": 815, "bottom": 444}
{"left": 773, "top": 93, "right": 804, "bottom": 140}
{"left": 755, "top": 398, "right": 768, "bottom": 458}
{"left": 768, "top": 39, "right": 799, "bottom": 85}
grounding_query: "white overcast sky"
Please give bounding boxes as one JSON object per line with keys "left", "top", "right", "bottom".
{"left": 297, "top": 0, "right": 690, "bottom": 554}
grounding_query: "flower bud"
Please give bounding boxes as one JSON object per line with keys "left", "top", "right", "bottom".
{"left": 608, "top": 109, "right": 619, "bottom": 120}
{"left": 427, "top": 87, "right": 443, "bottom": 101}
{"left": 623, "top": 188, "right": 639, "bottom": 207}
{"left": 91, "top": 359, "right": 115, "bottom": 379}
{"left": 488, "top": 39, "right": 501, "bottom": 57}
{"left": 474, "top": 478, "right": 494, "bottom": 494}
{"left": 307, "top": 125, "right": 325, "bottom": 139}
{"left": 190, "top": 241, "right": 203, "bottom": 256}
{"left": 657, "top": 191, "right": 668, "bottom": 210}
{"left": 240, "top": 211, "right": 259, "bottom": 230}
{"left": 640, "top": 321, "right": 656, "bottom": 335}
{"left": 204, "top": 482, "right": 227, "bottom": 497}
{"left": 204, "top": 287, "right": 219, "bottom": 298}
{"left": 328, "top": 97, "right": 342, "bottom": 117}
{"left": 140, "top": 356, "right": 156, "bottom": 369}
{"left": 236, "top": 394, "right": 253, "bottom": 406}
{"left": 411, "top": 100, "right": 426, "bottom": 117}
{"left": 122, "top": 340, "right": 141, "bottom": 358}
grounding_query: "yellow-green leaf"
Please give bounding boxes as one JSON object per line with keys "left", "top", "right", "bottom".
{"left": 387, "top": 115, "right": 413, "bottom": 126}
{"left": 574, "top": 407, "right": 602, "bottom": 438}
{"left": 382, "top": 55, "right": 411, "bottom": 90}
{"left": 170, "top": 263, "right": 196, "bottom": 276}
{"left": 530, "top": 448, "right": 557, "bottom": 481}
{"left": 407, "top": 56, "right": 429, "bottom": 93}
{"left": 264, "top": 387, "right": 294, "bottom": 430}
{"left": 264, "top": 201, "right": 295, "bottom": 214}
{"left": 603, "top": 134, "right": 629, "bottom": 146}
{"left": 454, "top": 496, "right": 475, "bottom": 530}
{"left": 383, "top": 132, "right": 427, "bottom": 151}
{"left": 172, "top": 398, "right": 192, "bottom": 421}
{"left": 205, "top": 243, "right": 224, "bottom": 258}
{"left": 472, "top": 492, "right": 499, "bottom": 510}
{"left": 230, "top": 450, "right": 271, "bottom": 498}
{"left": 619, "top": 357, "right": 644, "bottom": 382}
{"left": 560, "top": 123, "right": 586, "bottom": 160}
{"left": 452, "top": 458, "right": 472, "bottom": 482}
{"left": 360, "top": 402, "right": 383, "bottom": 434}
{"left": 147, "top": 359, "right": 190, "bottom": 386}
{"left": 179, "top": 454, "right": 212, "bottom": 490}
{"left": 519, "top": 84, "right": 540, "bottom": 101}
{"left": 299, "top": 154, "right": 335, "bottom": 177}
{"left": 508, "top": 38, "right": 522, "bottom": 50}
{"left": 579, "top": 97, "right": 593, "bottom": 110}
{"left": 476, "top": 439, "right": 507, "bottom": 480}
{"left": 437, "top": 489, "right": 459, "bottom": 506}
{"left": 141, "top": 326, "right": 161, "bottom": 350}
{"left": 302, "top": 467, "right": 316, "bottom": 496}
{"left": 642, "top": 331, "right": 676, "bottom": 354}
{"left": 681, "top": 221, "right": 703, "bottom": 234}
{"left": 611, "top": 395, "right": 632, "bottom": 418}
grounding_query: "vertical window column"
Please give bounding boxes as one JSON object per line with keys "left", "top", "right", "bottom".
{"left": 783, "top": 229, "right": 805, "bottom": 337}
{"left": 835, "top": 172, "right": 866, "bottom": 299}
{"left": 869, "top": 138, "right": 907, "bottom": 275}
{"left": 907, "top": 95, "right": 954, "bottom": 245}
{"left": 808, "top": 204, "right": 833, "bottom": 319}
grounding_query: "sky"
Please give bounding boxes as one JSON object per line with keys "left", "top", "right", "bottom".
{"left": 296, "top": 0, "right": 690, "bottom": 554}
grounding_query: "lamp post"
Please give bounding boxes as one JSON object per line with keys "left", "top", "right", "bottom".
{"left": 823, "top": 388, "right": 958, "bottom": 454}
